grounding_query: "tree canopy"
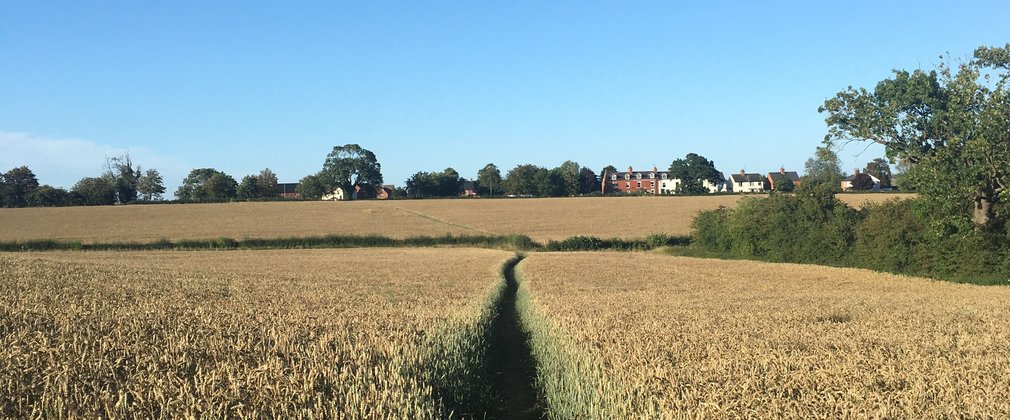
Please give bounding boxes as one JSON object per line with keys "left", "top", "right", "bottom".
{"left": 0, "top": 166, "right": 40, "bottom": 208}
{"left": 477, "top": 163, "right": 502, "bottom": 196}
{"left": 176, "top": 168, "right": 237, "bottom": 201}
{"left": 319, "top": 144, "right": 383, "bottom": 195}
{"left": 669, "top": 153, "right": 722, "bottom": 195}
{"left": 802, "top": 141, "right": 844, "bottom": 190}
{"left": 820, "top": 44, "right": 1010, "bottom": 232}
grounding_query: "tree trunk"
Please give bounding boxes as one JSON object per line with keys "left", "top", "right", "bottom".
{"left": 972, "top": 193, "right": 994, "bottom": 228}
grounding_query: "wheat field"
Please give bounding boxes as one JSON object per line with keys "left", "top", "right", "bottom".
{"left": 0, "top": 248, "right": 511, "bottom": 418}
{"left": 0, "top": 194, "right": 911, "bottom": 244}
{"left": 517, "top": 252, "right": 1010, "bottom": 418}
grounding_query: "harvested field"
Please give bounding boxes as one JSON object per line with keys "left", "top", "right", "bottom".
{"left": 0, "top": 193, "right": 912, "bottom": 244}
{"left": 517, "top": 252, "right": 1010, "bottom": 417}
{"left": 0, "top": 248, "right": 511, "bottom": 418}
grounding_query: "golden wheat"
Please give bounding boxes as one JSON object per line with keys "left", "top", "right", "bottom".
{"left": 517, "top": 252, "right": 1010, "bottom": 418}
{"left": 0, "top": 194, "right": 911, "bottom": 243}
{"left": 0, "top": 248, "right": 511, "bottom": 418}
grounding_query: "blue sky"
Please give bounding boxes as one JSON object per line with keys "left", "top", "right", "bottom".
{"left": 3, "top": 1, "right": 1008, "bottom": 192}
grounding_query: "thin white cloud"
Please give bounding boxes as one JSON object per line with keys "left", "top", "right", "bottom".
{"left": 0, "top": 132, "right": 190, "bottom": 191}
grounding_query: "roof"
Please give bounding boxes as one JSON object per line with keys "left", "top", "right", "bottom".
{"left": 730, "top": 173, "right": 765, "bottom": 183}
{"left": 462, "top": 181, "right": 476, "bottom": 190}
{"left": 608, "top": 170, "right": 670, "bottom": 180}
{"left": 276, "top": 183, "right": 299, "bottom": 193}
{"left": 843, "top": 173, "right": 881, "bottom": 182}
{"left": 768, "top": 171, "right": 800, "bottom": 182}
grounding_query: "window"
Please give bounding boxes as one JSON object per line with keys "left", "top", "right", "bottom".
{"left": 649, "top": 173, "right": 655, "bottom": 179}
{"left": 611, "top": 174, "right": 617, "bottom": 180}
{"left": 650, "top": 181, "right": 654, "bottom": 187}
{"left": 661, "top": 173, "right": 668, "bottom": 179}
{"left": 636, "top": 173, "right": 642, "bottom": 180}
{"left": 637, "top": 181, "right": 642, "bottom": 188}
{"left": 624, "top": 174, "right": 630, "bottom": 180}
{"left": 737, "top": 182, "right": 743, "bottom": 187}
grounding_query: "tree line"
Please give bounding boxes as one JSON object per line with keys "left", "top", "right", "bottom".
{"left": 0, "top": 155, "right": 165, "bottom": 207}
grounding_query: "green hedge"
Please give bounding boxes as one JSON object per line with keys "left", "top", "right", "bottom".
{"left": 692, "top": 191, "right": 1010, "bottom": 285}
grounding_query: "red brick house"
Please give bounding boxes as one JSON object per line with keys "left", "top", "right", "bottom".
{"left": 276, "top": 183, "right": 301, "bottom": 199}
{"left": 602, "top": 166, "right": 664, "bottom": 194}
{"left": 766, "top": 167, "right": 801, "bottom": 190}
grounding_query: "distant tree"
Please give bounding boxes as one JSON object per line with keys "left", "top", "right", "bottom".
{"left": 578, "top": 167, "right": 599, "bottom": 194}
{"left": 237, "top": 175, "right": 260, "bottom": 200}
{"left": 503, "top": 164, "right": 545, "bottom": 196}
{"left": 202, "top": 173, "right": 238, "bottom": 200}
{"left": 297, "top": 174, "right": 327, "bottom": 200}
{"left": 176, "top": 168, "right": 236, "bottom": 201}
{"left": 319, "top": 144, "right": 383, "bottom": 197}
{"left": 669, "top": 153, "right": 721, "bottom": 194}
{"left": 599, "top": 165, "right": 618, "bottom": 182}
{"left": 257, "top": 168, "right": 279, "bottom": 197}
{"left": 72, "top": 176, "right": 117, "bottom": 206}
{"left": 1, "top": 166, "right": 40, "bottom": 207}
{"left": 29, "top": 185, "right": 70, "bottom": 207}
{"left": 438, "top": 168, "right": 463, "bottom": 196}
{"left": 850, "top": 173, "right": 877, "bottom": 191}
{"left": 105, "top": 154, "right": 141, "bottom": 204}
{"left": 556, "top": 160, "right": 581, "bottom": 196}
{"left": 864, "top": 158, "right": 892, "bottom": 187}
{"left": 405, "top": 168, "right": 462, "bottom": 198}
{"left": 136, "top": 169, "right": 166, "bottom": 201}
{"left": 536, "top": 168, "right": 568, "bottom": 197}
{"left": 801, "top": 140, "right": 844, "bottom": 190}
{"left": 477, "top": 163, "right": 502, "bottom": 196}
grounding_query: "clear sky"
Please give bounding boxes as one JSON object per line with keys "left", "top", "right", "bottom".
{"left": 3, "top": 1, "right": 1008, "bottom": 193}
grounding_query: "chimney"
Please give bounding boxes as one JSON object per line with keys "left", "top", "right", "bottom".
{"left": 854, "top": 168, "right": 860, "bottom": 175}
{"left": 779, "top": 166, "right": 785, "bottom": 174}
{"left": 628, "top": 166, "right": 633, "bottom": 174}
{"left": 652, "top": 166, "right": 657, "bottom": 172}
{"left": 740, "top": 169, "right": 746, "bottom": 176}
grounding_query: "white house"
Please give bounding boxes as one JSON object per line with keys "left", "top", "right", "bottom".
{"left": 840, "top": 169, "right": 882, "bottom": 191}
{"left": 728, "top": 170, "right": 767, "bottom": 193}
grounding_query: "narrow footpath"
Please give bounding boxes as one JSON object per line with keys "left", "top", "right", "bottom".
{"left": 486, "top": 255, "right": 544, "bottom": 419}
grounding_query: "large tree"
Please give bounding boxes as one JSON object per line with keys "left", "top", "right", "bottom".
{"left": 105, "top": 154, "right": 141, "bottom": 204}
{"left": 556, "top": 160, "right": 581, "bottom": 196}
{"left": 237, "top": 175, "right": 260, "bottom": 200}
{"left": 176, "top": 168, "right": 235, "bottom": 201}
{"left": 297, "top": 174, "right": 327, "bottom": 200}
{"left": 476, "top": 163, "right": 502, "bottom": 196}
{"left": 502, "top": 164, "right": 545, "bottom": 196}
{"left": 319, "top": 144, "right": 383, "bottom": 197}
{"left": 802, "top": 140, "right": 844, "bottom": 190}
{"left": 578, "top": 167, "right": 599, "bottom": 194}
{"left": 820, "top": 44, "right": 1010, "bottom": 231}
{"left": 136, "top": 169, "right": 166, "bottom": 201}
{"left": 72, "top": 176, "right": 117, "bottom": 206}
{"left": 257, "top": 168, "right": 279, "bottom": 198}
{"left": 1, "top": 166, "right": 40, "bottom": 207}
{"left": 669, "top": 153, "right": 722, "bottom": 195}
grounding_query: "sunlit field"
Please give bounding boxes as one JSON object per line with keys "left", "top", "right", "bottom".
{"left": 0, "top": 193, "right": 911, "bottom": 244}
{"left": 0, "top": 248, "right": 511, "bottom": 418}
{"left": 517, "top": 251, "right": 1010, "bottom": 417}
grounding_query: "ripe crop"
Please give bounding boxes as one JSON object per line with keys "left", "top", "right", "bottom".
{"left": 0, "top": 248, "right": 511, "bottom": 418}
{"left": 0, "top": 194, "right": 909, "bottom": 244}
{"left": 517, "top": 252, "right": 1010, "bottom": 417}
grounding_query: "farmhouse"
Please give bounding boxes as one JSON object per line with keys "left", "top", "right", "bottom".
{"left": 729, "top": 170, "right": 766, "bottom": 193}
{"left": 461, "top": 181, "right": 478, "bottom": 197}
{"left": 766, "top": 167, "right": 801, "bottom": 190}
{"left": 840, "top": 169, "right": 882, "bottom": 191}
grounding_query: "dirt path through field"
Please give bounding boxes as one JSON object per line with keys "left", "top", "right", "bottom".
{"left": 485, "top": 255, "right": 543, "bottom": 419}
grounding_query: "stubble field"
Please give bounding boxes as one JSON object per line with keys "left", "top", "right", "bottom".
{"left": 517, "top": 252, "right": 1010, "bottom": 417}
{"left": 0, "top": 194, "right": 911, "bottom": 244}
{"left": 0, "top": 248, "right": 511, "bottom": 418}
